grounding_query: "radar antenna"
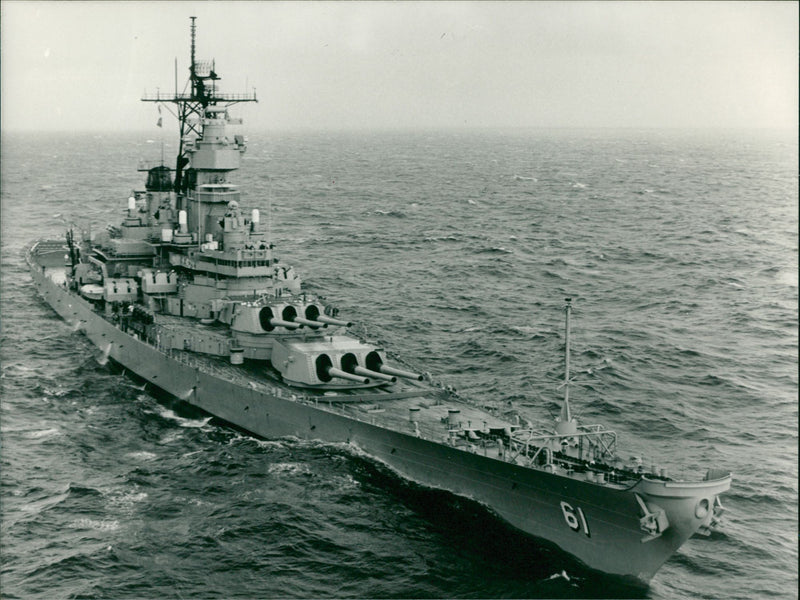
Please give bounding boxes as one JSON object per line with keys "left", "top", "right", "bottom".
{"left": 141, "top": 16, "right": 257, "bottom": 193}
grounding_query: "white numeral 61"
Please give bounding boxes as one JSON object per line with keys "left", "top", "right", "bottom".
{"left": 560, "top": 501, "right": 591, "bottom": 537}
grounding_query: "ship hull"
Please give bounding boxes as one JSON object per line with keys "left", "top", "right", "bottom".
{"left": 28, "top": 250, "right": 727, "bottom": 583}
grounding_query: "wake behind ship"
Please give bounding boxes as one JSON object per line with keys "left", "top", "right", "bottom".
{"left": 26, "top": 17, "right": 731, "bottom": 584}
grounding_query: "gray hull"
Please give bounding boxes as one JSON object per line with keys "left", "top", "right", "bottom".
{"left": 30, "top": 259, "right": 726, "bottom": 583}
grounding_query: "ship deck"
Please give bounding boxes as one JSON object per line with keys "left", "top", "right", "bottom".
{"left": 166, "top": 343, "right": 509, "bottom": 445}
{"left": 32, "top": 253, "right": 643, "bottom": 489}
{"left": 167, "top": 344, "right": 640, "bottom": 486}
{"left": 151, "top": 313, "right": 512, "bottom": 442}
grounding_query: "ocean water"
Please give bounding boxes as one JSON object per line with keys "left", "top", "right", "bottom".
{"left": 1, "top": 127, "right": 797, "bottom": 599}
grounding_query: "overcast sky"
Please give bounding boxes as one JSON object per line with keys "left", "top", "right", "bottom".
{"left": 1, "top": 1, "right": 797, "bottom": 132}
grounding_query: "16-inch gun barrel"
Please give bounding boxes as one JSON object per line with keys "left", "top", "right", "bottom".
{"left": 354, "top": 366, "right": 397, "bottom": 383}
{"left": 294, "top": 316, "right": 327, "bottom": 328}
{"left": 317, "top": 315, "right": 352, "bottom": 327}
{"left": 270, "top": 318, "right": 301, "bottom": 329}
{"left": 379, "top": 365, "right": 423, "bottom": 381}
{"left": 327, "top": 366, "right": 370, "bottom": 384}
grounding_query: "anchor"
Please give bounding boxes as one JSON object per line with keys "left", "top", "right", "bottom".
{"left": 635, "top": 493, "right": 670, "bottom": 543}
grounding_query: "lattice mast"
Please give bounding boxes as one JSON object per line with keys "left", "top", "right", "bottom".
{"left": 141, "top": 16, "right": 257, "bottom": 193}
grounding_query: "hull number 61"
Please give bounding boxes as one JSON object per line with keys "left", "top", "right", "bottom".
{"left": 560, "top": 501, "right": 591, "bottom": 537}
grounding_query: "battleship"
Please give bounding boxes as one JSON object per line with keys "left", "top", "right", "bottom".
{"left": 26, "top": 18, "right": 730, "bottom": 584}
